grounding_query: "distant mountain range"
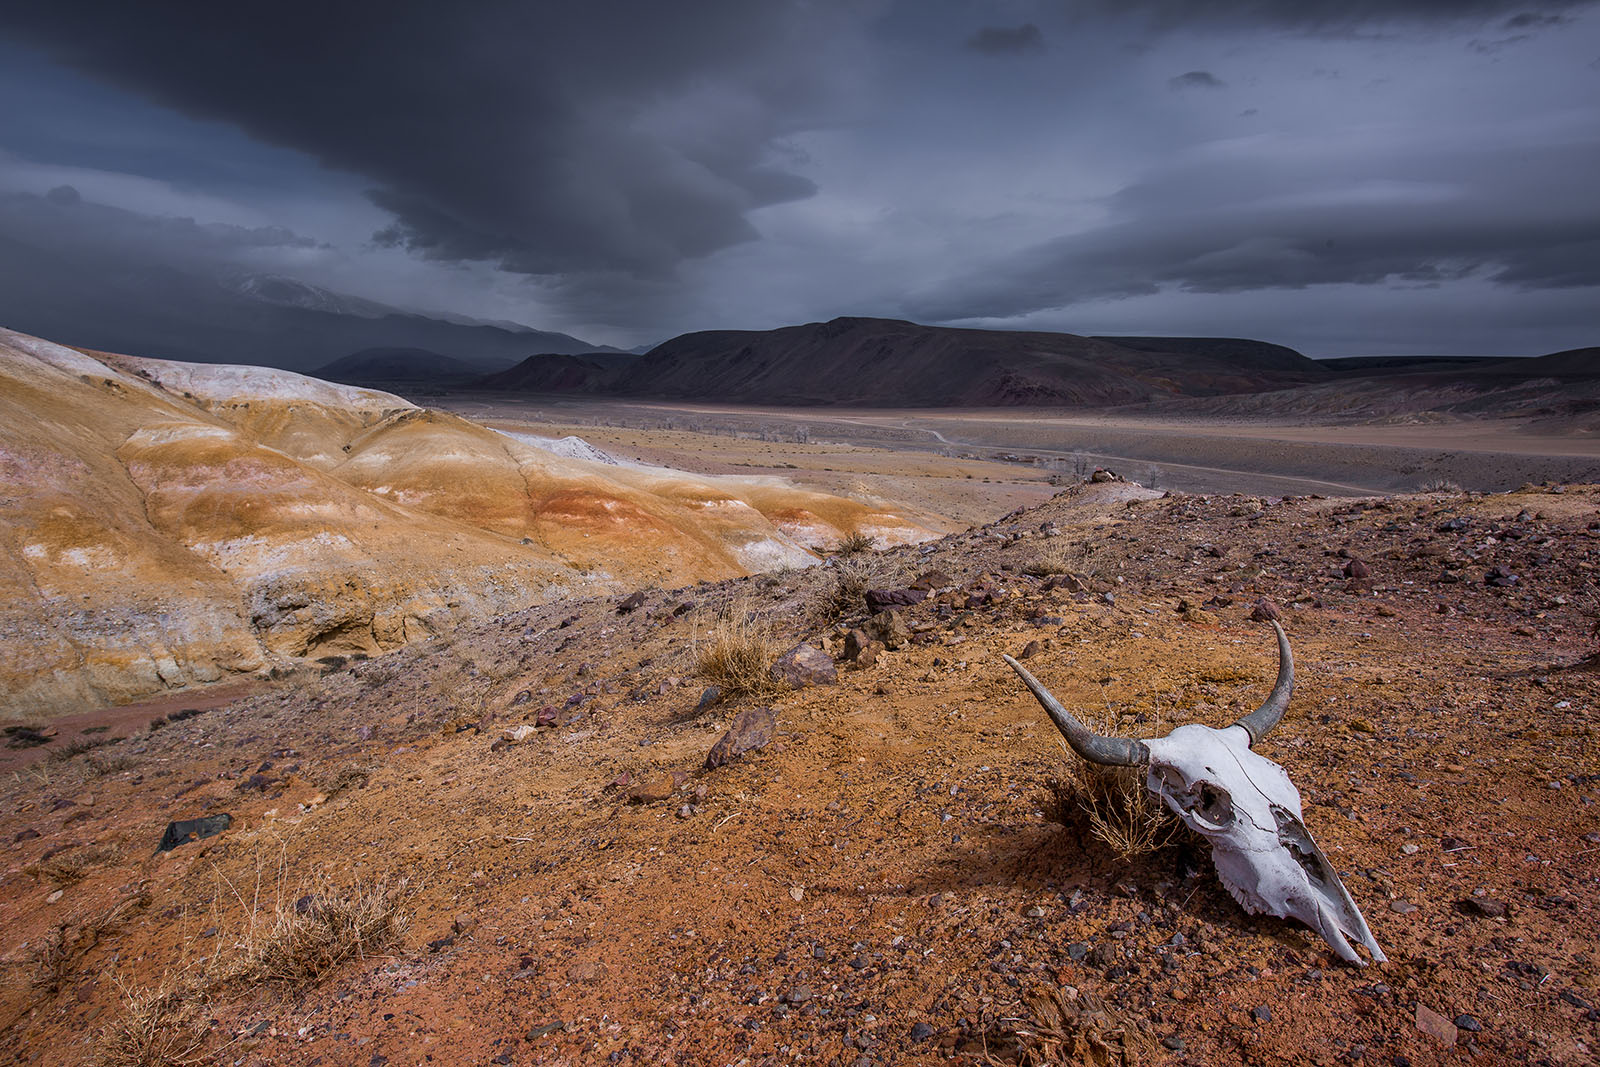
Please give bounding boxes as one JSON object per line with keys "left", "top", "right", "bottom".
{"left": 453, "top": 318, "right": 1599, "bottom": 418}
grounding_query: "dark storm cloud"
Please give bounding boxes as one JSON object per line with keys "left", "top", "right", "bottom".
{"left": 909, "top": 139, "right": 1600, "bottom": 322}
{"left": 1169, "top": 70, "right": 1228, "bottom": 89}
{"left": 1074, "top": 0, "right": 1598, "bottom": 33}
{"left": 0, "top": 1, "right": 851, "bottom": 281}
{"left": 966, "top": 24, "right": 1045, "bottom": 54}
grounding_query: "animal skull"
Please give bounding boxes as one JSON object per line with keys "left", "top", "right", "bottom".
{"left": 1004, "top": 622, "right": 1386, "bottom": 965}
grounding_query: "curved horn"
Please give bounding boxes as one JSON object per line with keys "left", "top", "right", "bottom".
{"left": 1002, "top": 654, "right": 1148, "bottom": 766}
{"left": 1232, "top": 620, "right": 1294, "bottom": 745}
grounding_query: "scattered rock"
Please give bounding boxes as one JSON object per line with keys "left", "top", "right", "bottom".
{"left": 1249, "top": 598, "right": 1282, "bottom": 622}
{"left": 865, "top": 588, "right": 926, "bottom": 614}
{"left": 695, "top": 685, "right": 723, "bottom": 712}
{"left": 1454, "top": 1014, "right": 1482, "bottom": 1033}
{"left": 534, "top": 706, "right": 559, "bottom": 728}
{"left": 770, "top": 643, "right": 838, "bottom": 689}
{"left": 1343, "top": 559, "right": 1370, "bottom": 579}
{"left": 1388, "top": 900, "right": 1417, "bottom": 914}
{"left": 1251, "top": 1005, "right": 1272, "bottom": 1023}
{"left": 705, "top": 706, "right": 777, "bottom": 769}
{"left": 1414, "top": 1003, "right": 1458, "bottom": 1045}
{"left": 157, "top": 813, "right": 232, "bottom": 852}
{"left": 627, "top": 775, "right": 677, "bottom": 804}
{"left": 503, "top": 724, "right": 537, "bottom": 744}
{"left": 910, "top": 570, "right": 953, "bottom": 591}
{"left": 785, "top": 984, "right": 814, "bottom": 1005}
{"left": 867, "top": 610, "right": 911, "bottom": 650}
{"left": 616, "top": 591, "right": 647, "bottom": 614}
{"left": 910, "top": 1021, "right": 935, "bottom": 1042}
{"left": 1457, "top": 897, "right": 1508, "bottom": 919}
{"left": 1484, "top": 566, "right": 1519, "bottom": 587}
{"left": 1018, "top": 640, "right": 1043, "bottom": 660}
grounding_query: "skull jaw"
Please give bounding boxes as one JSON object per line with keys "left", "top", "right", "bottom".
{"left": 1208, "top": 838, "right": 1388, "bottom": 966}
{"left": 1144, "top": 725, "right": 1386, "bottom": 966}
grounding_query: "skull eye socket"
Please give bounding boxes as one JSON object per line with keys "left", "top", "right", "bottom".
{"left": 1156, "top": 767, "right": 1235, "bottom": 831}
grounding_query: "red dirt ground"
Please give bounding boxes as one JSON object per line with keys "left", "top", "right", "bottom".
{"left": 3, "top": 481, "right": 1597, "bottom": 1066}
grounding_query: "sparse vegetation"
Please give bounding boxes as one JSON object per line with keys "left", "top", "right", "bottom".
{"left": 833, "top": 529, "right": 877, "bottom": 555}
{"left": 1416, "top": 477, "right": 1463, "bottom": 493}
{"left": 1020, "top": 541, "right": 1076, "bottom": 577}
{"left": 323, "top": 763, "right": 372, "bottom": 798}
{"left": 809, "top": 555, "right": 895, "bottom": 620}
{"left": 96, "top": 976, "right": 211, "bottom": 1067}
{"left": 693, "top": 605, "right": 783, "bottom": 699}
{"left": 30, "top": 841, "right": 123, "bottom": 887}
{"left": 231, "top": 876, "right": 409, "bottom": 989}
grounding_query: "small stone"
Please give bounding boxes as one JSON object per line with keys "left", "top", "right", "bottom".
{"left": 1457, "top": 897, "right": 1507, "bottom": 919}
{"left": 1349, "top": 717, "right": 1377, "bottom": 734}
{"left": 864, "top": 588, "right": 927, "bottom": 614}
{"left": 705, "top": 706, "right": 777, "bottom": 769}
{"left": 910, "top": 1022, "right": 935, "bottom": 1041}
{"left": 1161, "top": 1036, "right": 1185, "bottom": 1052}
{"left": 627, "top": 775, "right": 676, "bottom": 804}
{"left": 1067, "top": 942, "right": 1089, "bottom": 961}
{"left": 785, "top": 984, "right": 814, "bottom": 1005}
{"left": 1343, "top": 559, "right": 1371, "bottom": 579}
{"left": 770, "top": 643, "right": 838, "bottom": 689}
{"left": 503, "top": 725, "right": 537, "bottom": 744}
{"left": 1388, "top": 900, "right": 1417, "bottom": 914}
{"left": 867, "top": 610, "right": 911, "bottom": 651}
{"left": 616, "top": 591, "right": 647, "bottom": 614}
{"left": 1025, "top": 905, "right": 1045, "bottom": 918}
{"left": 1415, "top": 1003, "right": 1458, "bottom": 1045}
{"left": 1018, "top": 640, "right": 1043, "bottom": 660}
{"left": 1249, "top": 598, "right": 1281, "bottom": 622}
{"left": 46, "top": 889, "right": 63, "bottom": 904}
{"left": 1251, "top": 1005, "right": 1271, "bottom": 1023}
{"left": 789, "top": 886, "right": 805, "bottom": 903}
{"left": 1453, "top": 1014, "right": 1482, "bottom": 1033}
{"left": 1400, "top": 843, "right": 1419, "bottom": 855}
{"left": 695, "top": 685, "right": 723, "bottom": 711}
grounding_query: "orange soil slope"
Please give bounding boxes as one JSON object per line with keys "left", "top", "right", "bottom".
{"left": 0, "top": 329, "right": 932, "bottom": 720}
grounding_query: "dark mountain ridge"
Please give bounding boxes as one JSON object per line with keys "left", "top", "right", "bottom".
{"left": 485, "top": 317, "right": 1332, "bottom": 407}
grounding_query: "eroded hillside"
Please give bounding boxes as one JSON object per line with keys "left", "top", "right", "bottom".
{"left": 0, "top": 329, "right": 932, "bottom": 719}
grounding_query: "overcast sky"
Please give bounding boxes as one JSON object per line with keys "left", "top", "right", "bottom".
{"left": 1, "top": 1, "right": 1597, "bottom": 355}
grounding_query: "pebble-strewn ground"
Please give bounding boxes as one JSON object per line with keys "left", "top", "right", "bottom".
{"left": 2, "top": 481, "right": 1596, "bottom": 1066}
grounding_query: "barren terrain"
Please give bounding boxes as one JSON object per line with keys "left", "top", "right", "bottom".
{"left": 440, "top": 395, "right": 1600, "bottom": 501}
{"left": 3, "top": 479, "right": 1597, "bottom": 1066}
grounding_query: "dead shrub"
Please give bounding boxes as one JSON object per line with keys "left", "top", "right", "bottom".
{"left": 1020, "top": 541, "right": 1076, "bottom": 577}
{"left": 87, "top": 751, "right": 139, "bottom": 776}
{"left": 31, "top": 841, "right": 122, "bottom": 887}
{"left": 810, "top": 555, "right": 894, "bottom": 621}
{"left": 833, "top": 529, "right": 877, "bottom": 555}
{"left": 1415, "top": 478, "right": 1462, "bottom": 494}
{"left": 692, "top": 607, "right": 783, "bottom": 700}
{"left": 1042, "top": 705, "right": 1179, "bottom": 861}
{"left": 323, "top": 764, "right": 372, "bottom": 798}
{"left": 96, "top": 976, "right": 210, "bottom": 1067}
{"left": 232, "top": 876, "right": 409, "bottom": 989}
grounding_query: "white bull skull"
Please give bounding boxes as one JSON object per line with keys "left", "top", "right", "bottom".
{"left": 1005, "top": 622, "right": 1386, "bottom": 965}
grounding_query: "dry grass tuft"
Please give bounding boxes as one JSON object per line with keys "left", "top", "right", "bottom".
{"left": 31, "top": 841, "right": 123, "bottom": 887}
{"left": 809, "top": 555, "right": 895, "bottom": 621}
{"left": 833, "top": 529, "right": 877, "bottom": 556}
{"left": 231, "top": 876, "right": 409, "bottom": 988}
{"left": 1020, "top": 541, "right": 1076, "bottom": 577}
{"left": 693, "top": 607, "right": 784, "bottom": 699}
{"left": 96, "top": 976, "right": 210, "bottom": 1067}
{"left": 323, "top": 764, "right": 372, "bottom": 798}
{"left": 1416, "top": 478, "right": 1463, "bottom": 494}
{"left": 1041, "top": 703, "right": 1180, "bottom": 861}
{"left": 1075, "top": 763, "right": 1180, "bottom": 860}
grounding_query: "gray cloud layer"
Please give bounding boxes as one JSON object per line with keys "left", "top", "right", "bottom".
{"left": 1, "top": 0, "right": 1597, "bottom": 356}
{"left": 0, "top": 2, "right": 866, "bottom": 281}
